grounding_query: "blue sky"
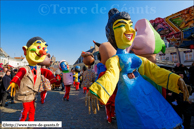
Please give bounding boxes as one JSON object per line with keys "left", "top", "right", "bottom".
{"left": 1, "top": 0, "right": 193, "bottom": 65}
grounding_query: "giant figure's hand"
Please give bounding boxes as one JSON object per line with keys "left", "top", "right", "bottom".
{"left": 85, "top": 91, "right": 99, "bottom": 114}
{"left": 178, "top": 78, "right": 190, "bottom": 101}
{"left": 7, "top": 82, "right": 19, "bottom": 97}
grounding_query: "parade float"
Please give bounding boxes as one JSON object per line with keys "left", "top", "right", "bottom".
{"left": 150, "top": 6, "right": 194, "bottom": 64}
{"left": 150, "top": 6, "right": 194, "bottom": 49}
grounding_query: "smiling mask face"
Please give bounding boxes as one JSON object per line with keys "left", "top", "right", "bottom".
{"left": 23, "top": 40, "right": 48, "bottom": 66}
{"left": 113, "top": 19, "right": 136, "bottom": 49}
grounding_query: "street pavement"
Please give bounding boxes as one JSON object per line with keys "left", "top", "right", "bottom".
{"left": 1, "top": 86, "right": 194, "bottom": 129}
{"left": 0, "top": 86, "right": 117, "bottom": 129}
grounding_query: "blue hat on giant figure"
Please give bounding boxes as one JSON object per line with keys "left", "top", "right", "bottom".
{"left": 75, "top": 66, "right": 80, "bottom": 72}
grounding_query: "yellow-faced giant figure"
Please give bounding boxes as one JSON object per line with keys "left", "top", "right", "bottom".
{"left": 23, "top": 37, "right": 48, "bottom": 66}
{"left": 106, "top": 8, "right": 136, "bottom": 50}
{"left": 87, "top": 8, "right": 189, "bottom": 129}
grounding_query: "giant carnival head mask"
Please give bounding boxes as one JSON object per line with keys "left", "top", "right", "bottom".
{"left": 23, "top": 37, "right": 48, "bottom": 66}
{"left": 106, "top": 8, "right": 136, "bottom": 50}
{"left": 37, "top": 53, "right": 52, "bottom": 67}
{"left": 75, "top": 66, "right": 80, "bottom": 73}
{"left": 59, "top": 60, "right": 69, "bottom": 73}
{"left": 93, "top": 41, "right": 116, "bottom": 65}
{"left": 81, "top": 52, "right": 95, "bottom": 66}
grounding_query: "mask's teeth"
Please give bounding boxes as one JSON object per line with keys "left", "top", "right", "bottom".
{"left": 125, "top": 34, "right": 132, "bottom": 40}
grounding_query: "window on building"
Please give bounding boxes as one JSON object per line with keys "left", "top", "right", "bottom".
{"left": 24, "top": 61, "right": 27, "bottom": 65}
{"left": 170, "top": 52, "right": 178, "bottom": 62}
{"left": 159, "top": 54, "right": 166, "bottom": 61}
{"left": 184, "top": 50, "right": 193, "bottom": 61}
{"left": 79, "top": 58, "right": 81, "bottom": 63}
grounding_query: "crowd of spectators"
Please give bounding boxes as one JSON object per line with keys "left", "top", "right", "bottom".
{"left": 165, "top": 62, "right": 194, "bottom": 129}
{"left": 0, "top": 64, "right": 18, "bottom": 107}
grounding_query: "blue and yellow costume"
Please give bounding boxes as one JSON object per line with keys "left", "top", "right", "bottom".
{"left": 88, "top": 8, "right": 189, "bottom": 128}
{"left": 73, "top": 66, "right": 80, "bottom": 90}
{"left": 116, "top": 49, "right": 182, "bottom": 128}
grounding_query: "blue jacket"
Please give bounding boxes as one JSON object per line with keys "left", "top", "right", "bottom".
{"left": 0, "top": 75, "right": 11, "bottom": 93}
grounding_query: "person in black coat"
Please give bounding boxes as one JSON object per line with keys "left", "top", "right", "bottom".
{"left": 0, "top": 70, "right": 11, "bottom": 107}
{"left": 174, "top": 63, "right": 188, "bottom": 73}
{"left": 189, "top": 62, "right": 194, "bottom": 86}
{"left": 167, "top": 71, "right": 193, "bottom": 129}
{"left": 174, "top": 63, "right": 189, "bottom": 82}
{"left": 0, "top": 65, "right": 8, "bottom": 103}
{"left": 10, "top": 67, "right": 16, "bottom": 80}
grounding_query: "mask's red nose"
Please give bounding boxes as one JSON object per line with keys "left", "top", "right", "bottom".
{"left": 39, "top": 50, "right": 47, "bottom": 56}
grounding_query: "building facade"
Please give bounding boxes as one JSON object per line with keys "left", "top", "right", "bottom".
{"left": 51, "top": 55, "right": 56, "bottom": 65}
{"left": 157, "top": 47, "right": 194, "bottom": 67}
{"left": 0, "top": 56, "right": 29, "bottom": 67}
{"left": 73, "top": 42, "right": 194, "bottom": 70}
{"left": 0, "top": 48, "right": 9, "bottom": 64}
{"left": 0, "top": 48, "right": 29, "bottom": 67}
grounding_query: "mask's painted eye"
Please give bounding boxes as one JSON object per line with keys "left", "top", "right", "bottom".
{"left": 43, "top": 47, "right": 46, "bottom": 50}
{"left": 37, "top": 46, "right": 41, "bottom": 49}
{"left": 113, "top": 25, "right": 125, "bottom": 30}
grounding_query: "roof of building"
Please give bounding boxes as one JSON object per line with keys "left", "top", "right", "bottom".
{"left": 0, "top": 48, "right": 9, "bottom": 57}
{"left": 14, "top": 57, "right": 25, "bottom": 60}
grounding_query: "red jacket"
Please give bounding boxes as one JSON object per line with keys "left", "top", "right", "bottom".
{"left": 55, "top": 74, "right": 61, "bottom": 85}
{"left": 11, "top": 67, "right": 56, "bottom": 87}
